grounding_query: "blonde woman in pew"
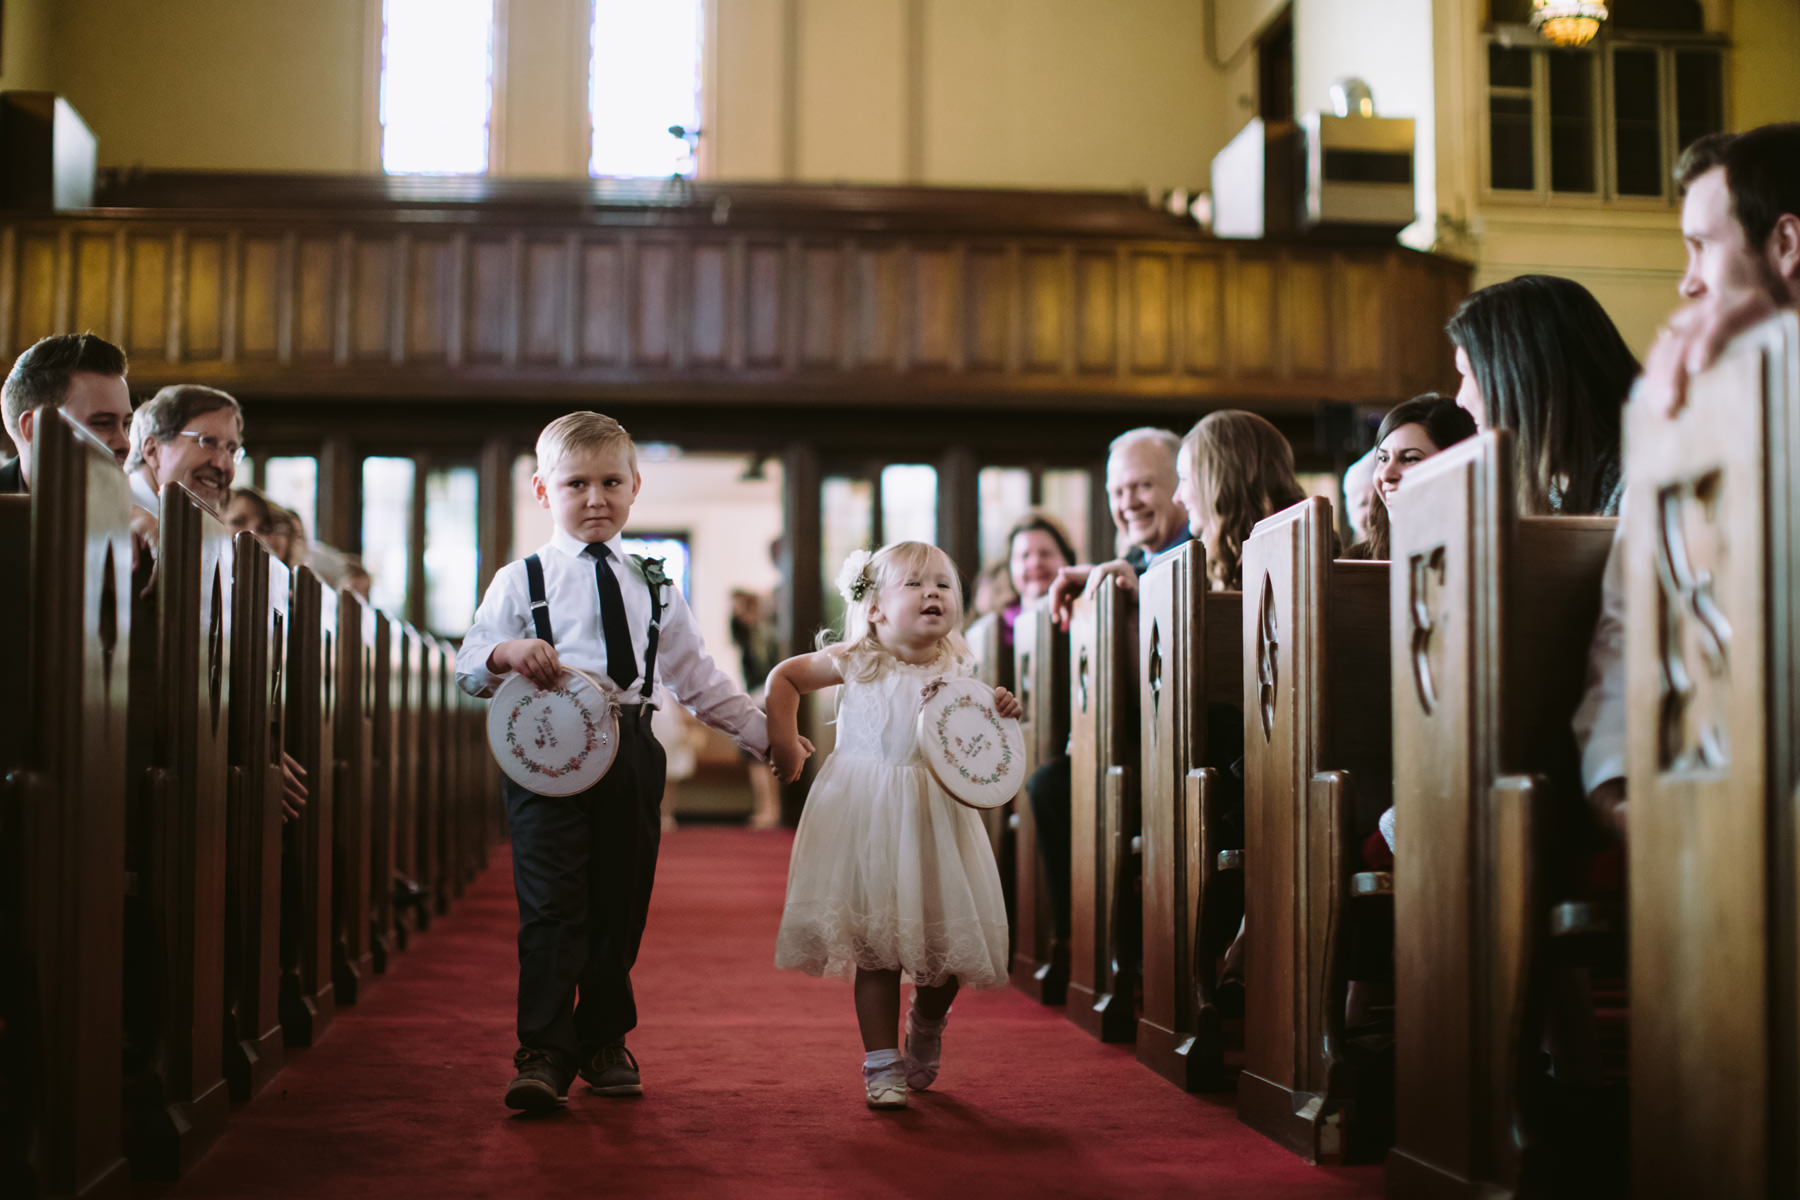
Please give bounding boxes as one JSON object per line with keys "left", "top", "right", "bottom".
{"left": 767, "top": 541, "right": 1016, "bottom": 1111}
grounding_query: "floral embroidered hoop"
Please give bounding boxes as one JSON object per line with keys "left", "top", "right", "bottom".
{"left": 915, "top": 676, "right": 1025, "bottom": 810}
{"left": 485, "top": 667, "right": 620, "bottom": 796}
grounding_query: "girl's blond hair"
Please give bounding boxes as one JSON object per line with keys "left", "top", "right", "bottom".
{"left": 824, "top": 540, "right": 971, "bottom": 682}
{"left": 1183, "top": 410, "right": 1307, "bottom": 592}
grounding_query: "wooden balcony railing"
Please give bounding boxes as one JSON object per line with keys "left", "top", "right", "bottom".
{"left": 0, "top": 175, "right": 1468, "bottom": 408}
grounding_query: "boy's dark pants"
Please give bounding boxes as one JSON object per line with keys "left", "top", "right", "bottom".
{"left": 503, "top": 706, "right": 667, "bottom": 1073}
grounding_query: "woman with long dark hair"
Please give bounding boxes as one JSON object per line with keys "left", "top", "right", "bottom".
{"left": 1447, "top": 274, "right": 1638, "bottom": 517}
{"left": 1348, "top": 395, "right": 1477, "bottom": 560}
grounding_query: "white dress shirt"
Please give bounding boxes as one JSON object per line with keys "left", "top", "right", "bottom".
{"left": 458, "top": 527, "right": 769, "bottom": 757}
{"left": 130, "top": 468, "right": 160, "bottom": 517}
{"left": 1571, "top": 492, "right": 1628, "bottom": 795}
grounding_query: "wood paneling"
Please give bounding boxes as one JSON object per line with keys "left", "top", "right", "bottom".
{"left": 0, "top": 191, "right": 1468, "bottom": 407}
{"left": 580, "top": 241, "right": 623, "bottom": 366}
{"left": 128, "top": 235, "right": 169, "bottom": 358}
{"left": 239, "top": 237, "right": 281, "bottom": 360}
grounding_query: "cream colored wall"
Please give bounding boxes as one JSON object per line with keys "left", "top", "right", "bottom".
{"left": 1731, "top": 0, "right": 1800, "bottom": 132}
{"left": 0, "top": 0, "right": 54, "bottom": 91}
{"left": 19, "top": 0, "right": 1236, "bottom": 194}
{"left": 46, "top": 0, "right": 367, "bottom": 171}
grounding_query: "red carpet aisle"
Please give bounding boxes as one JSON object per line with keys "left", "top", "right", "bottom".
{"left": 153, "top": 828, "right": 1382, "bottom": 1200}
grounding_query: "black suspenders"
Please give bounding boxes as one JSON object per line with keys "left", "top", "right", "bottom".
{"left": 523, "top": 552, "right": 662, "bottom": 702}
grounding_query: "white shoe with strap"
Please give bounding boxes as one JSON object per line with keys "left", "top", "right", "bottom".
{"left": 902, "top": 1005, "right": 948, "bottom": 1091}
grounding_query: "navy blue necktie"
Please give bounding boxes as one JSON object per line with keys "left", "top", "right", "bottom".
{"left": 584, "top": 543, "right": 638, "bottom": 691}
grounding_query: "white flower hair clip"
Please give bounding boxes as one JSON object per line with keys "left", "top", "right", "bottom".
{"left": 835, "top": 549, "right": 875, "bottom": 603}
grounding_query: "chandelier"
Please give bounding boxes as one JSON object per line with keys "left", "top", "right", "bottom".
{"left": 1531, "top": 0, "right": 1609, "bottom": 46}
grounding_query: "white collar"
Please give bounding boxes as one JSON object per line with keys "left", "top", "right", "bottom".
{"left": 549, "top": 527, "right": 625, "bottom": 561}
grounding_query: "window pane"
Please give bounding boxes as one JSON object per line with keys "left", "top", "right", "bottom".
{"left": 1489, "top": 44, "right": 1532, "bottom": 89}
{"left": 880, "top": 464, "right": 937, "bottom": 547}
{"left": 262, "top": 456, "right": 319, "bottom": 545}
{"left": 1040, "top": 469, "right": 1091, "bottom": 562}
{"left": 381, "top": 0, "right": 495, "bottom": 174}
{"left": 1488, "top": 46, "right": 1535, "bottom": 192}
{"left": 622, "top": 535, "right": 691, "bottom": 598}
{"left": 1613, "top": 49, "right": 1664, "bottom": 197}
{"left": 1675, "top": 51, "right": 1724, "bottom": 157}
{"left": 822, "top": 476, "right": 874, "bottom": 633}
{"left": 362, "top": 456, "right": 415, "bottom": 617}
{"left": 978, "top": 467, "right": 1033, "bottom": 568}
{"left": 589, "top": 0, "right": 703, "bottom": 178}
{"left": 424, "top": 465, "right": 478, "bottom": 636}
{"left": 1548, "top": 52, "right": 1597, "bottom": 193}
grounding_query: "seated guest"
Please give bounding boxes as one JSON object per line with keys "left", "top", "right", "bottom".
{"left": 998, "top": 511, "right": 1076, "bottom": 650}
{"left": 1576, "top": 122, "right": 1800, "bottom": 839}
{"left": 225, "top": 486, "right": 277, "bottom": 542}
{"left": 1346, "top": 395, "right": 1477, "bottom": 562}
{"left": 1448, "top": 274, "right": 1638, "bottom": 517}
{"left": 268, "top": 504, "right": 309, "bottom": 569}
{"left": 1173, "top": 409, "right": 1309, "bottom": 591}
{"left": 126, "top": 384, "right": 244, "bottom": 516}
{"left": 1046, "top": 427, "right": 1187, "bottom": 624}
{"left": 1033, "top": 428, "right": 1186, "bottom": 970}
{"left": 1, "top": 332, "right": 132, "bottom": 491}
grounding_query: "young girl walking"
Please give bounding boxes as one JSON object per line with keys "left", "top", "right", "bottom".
{"left": 767, "top": 541, "right": 1017, "bottom": 1109}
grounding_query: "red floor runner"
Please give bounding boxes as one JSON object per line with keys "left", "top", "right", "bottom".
{"left": 153, "top": 828, "right": 1382, "bottom": 1199}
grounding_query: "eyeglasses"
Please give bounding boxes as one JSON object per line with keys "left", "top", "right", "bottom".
{"left": 174, "top": 430, "right": 247, "bottom": 465}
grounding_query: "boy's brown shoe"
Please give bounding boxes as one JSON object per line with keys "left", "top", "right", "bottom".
{"left": 580, "top": 1040, "right": 643, "bottom": 1096}
{"left": 505, "top": 1047, "right": 569, "bottom": 1113}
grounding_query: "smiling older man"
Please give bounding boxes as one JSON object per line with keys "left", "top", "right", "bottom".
{"left": 126, "top": 384, "right": 244, "bottom": 516}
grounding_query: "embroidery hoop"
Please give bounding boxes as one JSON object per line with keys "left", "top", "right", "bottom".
{"left": 486, "top": 665, "right": 622, "bottom": 796}
{"left": 914, "top": 676, "right": 1025, "bottom": 810}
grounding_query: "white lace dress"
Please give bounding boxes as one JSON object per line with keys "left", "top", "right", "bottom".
{"left": 773, "top": 659, "right": 1010, "bottom": 988}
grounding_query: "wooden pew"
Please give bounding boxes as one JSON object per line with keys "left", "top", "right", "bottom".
{"left": 420, "top": 637, "right": 448, "bottom": 917}
{"left": 368, "top": 610, "right": 397, "bottom": 972}
{"left": 1238, "top": 498, "right": 1388, "bottom": 1159}
{"left": 332, "top": 589, "right": 376, "bottom": 1003}
{"left": 1137, "top": 540, "right": 1242, "bottom": 1092}
{"left": 1010, "top": 601, "right": 1068, "bottom": 1003}
{"left": 125, "top": 484, "right": 233, "bottom": 1178}
{"left": 965, "top": 612, "right": 1015, "bottom": 932}
{"left": 223, "top": 533, "right": 289, "bottom": 1101}
{"left": 280, "top": 566, "right": 337, "bottom": 1046}
{"left": 1385, "top": 431, "right": 1615, "bottom": 1196}
{"left": 432, "top": 638, "right": 464, "bottom": 906}
{"left": 1066, "top": 579, "right": 1139, "bottom": 1042}
{"left": 394, "top": 625, "right": 428, "bottom": 937}
{"left": 1, "top": 412, "right": 132, "bottom": 1197}
{"left": 1624, "top": 311, "right": 1800, "bottom": 1198}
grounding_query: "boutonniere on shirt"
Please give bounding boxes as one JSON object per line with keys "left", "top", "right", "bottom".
{"left": 637, "top": 556, "right": 672, "bottom": 606}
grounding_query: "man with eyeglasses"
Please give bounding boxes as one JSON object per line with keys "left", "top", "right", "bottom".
{"left": 1, "top": 332, "right": 133, "bottom": 493}
{"left": 125, "top": 383, "right": 245, "bottom": 516}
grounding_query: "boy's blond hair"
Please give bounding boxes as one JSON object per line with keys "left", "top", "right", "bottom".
{"left": 535, "top": 411, "right": 639, "bottom": 478}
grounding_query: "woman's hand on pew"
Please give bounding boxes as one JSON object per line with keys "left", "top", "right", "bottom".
{"left": 130, "top": 505, "right": 159, "bottom": 595}
{"left": 1083, "top": 560, "right": 1138, "bottom": 601}
{"left": 281, "top": 751, "right": 309, "bottom": 821}
{"left": 1047, "top": 565, "right": 1093, "bottom": 629}
{"left": 991, "top": 686, "right": 1023, "bottom": 721}
{"left": 489, "top": 638, "right": 563, "bottom": 691}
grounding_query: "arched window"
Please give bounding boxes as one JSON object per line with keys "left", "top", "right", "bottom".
{"left": 588, "top": 0, "right": 704, "bottom": 179}
{"left": 379, "top": 0, "right": 497, "bottom": 175}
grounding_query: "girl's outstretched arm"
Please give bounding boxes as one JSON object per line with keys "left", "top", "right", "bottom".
{"left": 765, "top": 649, "right": 844, "bottom": 783}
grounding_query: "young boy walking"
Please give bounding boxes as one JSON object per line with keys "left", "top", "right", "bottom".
{"left": 458, "top": 412, "right": 776, "bottom": 1112}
